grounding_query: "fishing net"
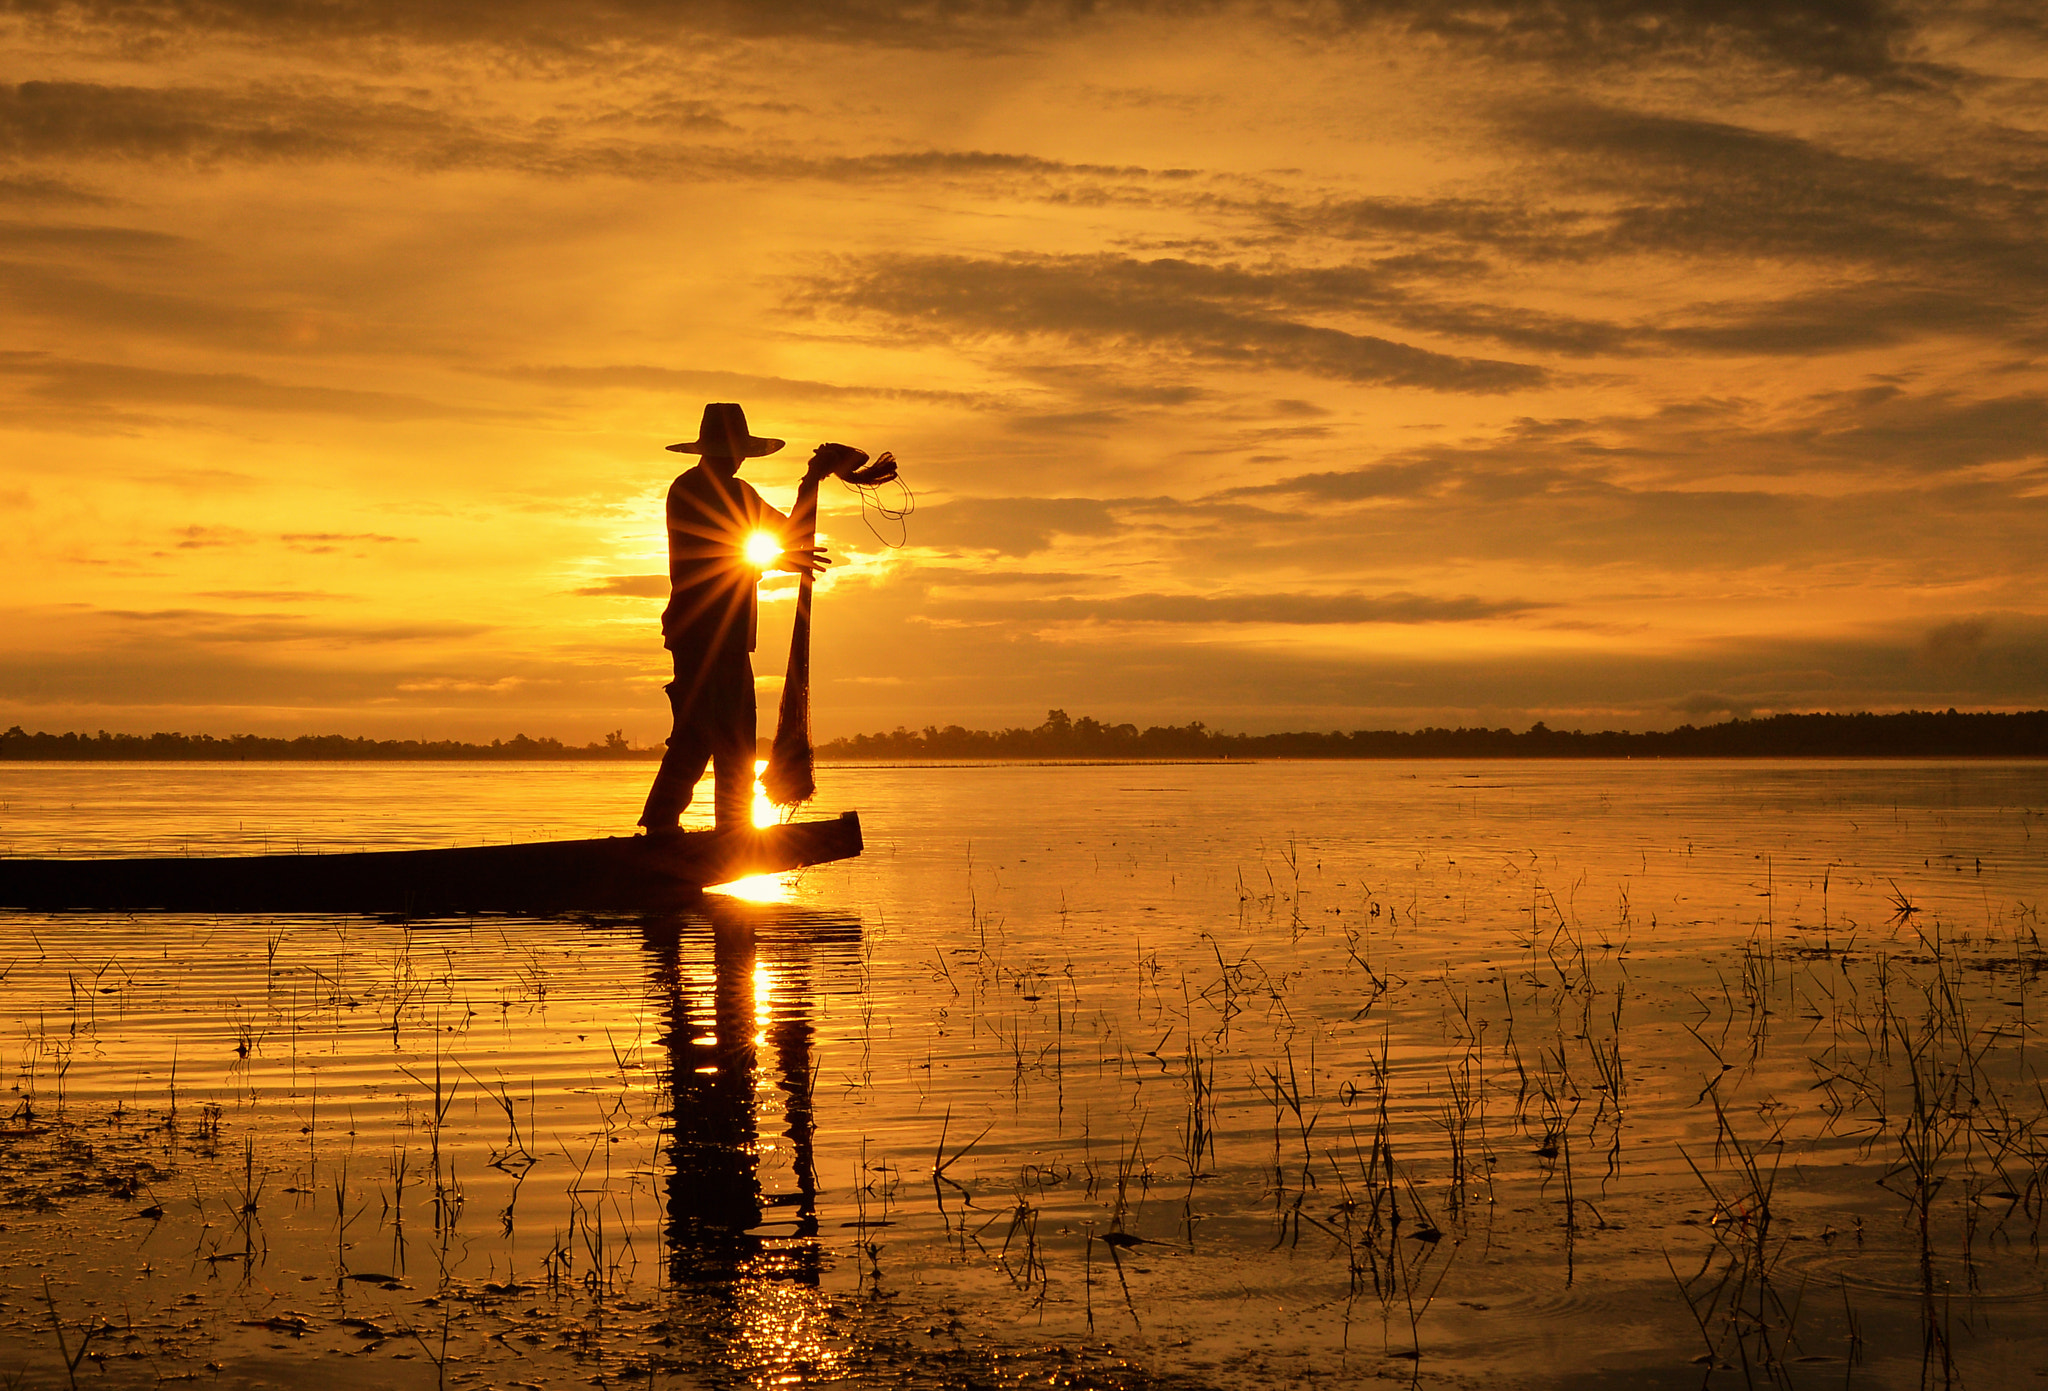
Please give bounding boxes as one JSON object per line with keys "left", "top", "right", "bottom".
{"left": 762, "top": 560, "right": 816, "bottom": 807}
{"left": 764, "top": 448, "right": 901, "bottom": 809}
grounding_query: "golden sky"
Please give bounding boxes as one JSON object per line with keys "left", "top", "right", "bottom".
{"left": 4, "top": 1, "right": 2045, "bottom": 741}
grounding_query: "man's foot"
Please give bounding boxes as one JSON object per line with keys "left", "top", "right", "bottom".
{"left": 639, "top": 822, "right": 687, "bottom": 841}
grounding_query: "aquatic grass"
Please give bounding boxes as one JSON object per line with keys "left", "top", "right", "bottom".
{"left": 996, "top": 1188, "right": 1050, "bottom": 1303}
{"left": 931, "top": 1105, "right": 992, "bottom": 1193}
{"left": 39, "top": 1277, "right": 106, "bottom": 1391}
{"left": 1179, "top": 1033, "right": 1216, "bottom": 1182}
{"left": 396, "top": 1048, "right": 460, "bottom": 1205}
{"left": 461, "top": 1066, "right": 538, "bottom": 1175}
{"left": 1670, "top": 1092, "right": 1799, "bottom": 1378}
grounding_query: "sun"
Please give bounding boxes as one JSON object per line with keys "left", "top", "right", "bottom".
{"left": 743, "top": 531, "right": 781, "bottom": 568}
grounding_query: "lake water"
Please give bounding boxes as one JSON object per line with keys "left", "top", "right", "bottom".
{"left": 1, "top": 759, "right": 2045, "bottom": 1389}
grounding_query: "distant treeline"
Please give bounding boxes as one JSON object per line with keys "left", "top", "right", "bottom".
{"left": 6, "top": 708, "right": 2047, "bottom": 762}
{"left": 817, "top": 708, "right": 2048, "bottom": 760}
{"left": 0, "top": 727, "right": 651, "bottom": 761}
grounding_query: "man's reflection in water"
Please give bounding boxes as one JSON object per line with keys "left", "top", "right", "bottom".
{"left": 641, "top": 894, "right": 861, "bottom": 1294}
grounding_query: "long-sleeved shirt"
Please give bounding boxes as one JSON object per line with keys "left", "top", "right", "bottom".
{"left": 659, "top": 465, "right": 790, "bottom": 656}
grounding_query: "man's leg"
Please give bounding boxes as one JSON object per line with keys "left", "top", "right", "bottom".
{"left": 639, "top": 656, "right": 714, "bottom": 831}
{"left": 709, "top": 653, "right": 758, "bottom": 831}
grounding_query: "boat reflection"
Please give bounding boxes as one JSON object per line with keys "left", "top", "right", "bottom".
{"left": 638, "top": 894, "right": 862, "bottom": 1374}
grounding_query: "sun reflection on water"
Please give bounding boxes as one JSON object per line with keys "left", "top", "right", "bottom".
{"left": 729, "top": 1273, "right": 843, "bottom": 1383}
{"left": 714, "top": 872, "right": 793, "bottom": 902}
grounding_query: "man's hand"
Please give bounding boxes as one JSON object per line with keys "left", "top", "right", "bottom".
{"left": 806, "top": 442, "right": 869, "bottom": 482}
{"left": 777, "top": 545, "right": 833, "bottom": 575}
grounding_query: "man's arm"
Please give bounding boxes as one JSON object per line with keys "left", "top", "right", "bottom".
{"left": 775, "top": 442, "right": 872, "bottom": 571}
{"left": 745, "top": 479, "right": 831, "bottom": 576}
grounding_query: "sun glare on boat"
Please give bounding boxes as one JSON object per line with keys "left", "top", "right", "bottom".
{"left": 743, "top": 530, "right": 781, "bottom": 568}
{"left": 706, "top": 761, "right": 795, "bottom": 900}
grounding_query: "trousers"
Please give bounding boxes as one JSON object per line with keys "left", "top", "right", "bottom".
{"left": 639, "top": 648, "right": 756, "bottom": 830}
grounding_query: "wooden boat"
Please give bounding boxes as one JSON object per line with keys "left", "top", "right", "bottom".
{"left": 0, "top": 812, "right": 862, "bottom": 914}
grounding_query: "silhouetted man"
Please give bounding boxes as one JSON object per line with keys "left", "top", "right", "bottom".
{"left": 639, "top": 403, "right": 829, "bottom": 835}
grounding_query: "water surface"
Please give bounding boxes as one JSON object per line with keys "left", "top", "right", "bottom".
{"left": 2, "top": 759, "right": 2045, "bottom": 1388}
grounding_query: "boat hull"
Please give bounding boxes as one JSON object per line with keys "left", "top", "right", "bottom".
{"left": 0, "top": 813, "right": 862, "bottom": 914}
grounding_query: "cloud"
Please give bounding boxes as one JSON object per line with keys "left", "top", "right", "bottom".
{"left": 80, "top": 607, "right": 486, "bottom": 644}
{"left": 1230, "top": 459, "right": 1446, "bottom": 501}
{"left": 0, "top": 643, "right": 640, "bottom": 739}
{"left": 1005, "top": 363, "right": 1211, "bottom": 408}
{"left": 1272, "top": 194, "right": 1588, "bottom": 260}
{"left": 1123, "top": 410, "right": 2048, "bottom": 589}
{"left": 0, "top": 79, "right": 1203, "bottom": 198}
{"left": 0, "top": 174, "right": 112, "bottom": 206}
{"left": 1287, "top": 389, "right": 2022, "bottom": 504}
{"left": 913, "top": 497, "right": 1121, "bottom": 555}
{"left": 1781, "top": 389, "right": 2048, "bottom": 473}
{"left": 280, "top": 533, "right": 416, "bottom": 553}
{"left": 1327, "top": 0, "right": 1929, "bottom": 83}
{"left": 907, "top": 566, "right": 1103, "bottom": 587}
{"left": 0, "top": 78, "right": 733, "bottom": 179}
{"left": 171, "top": 525, "right": 252, "bottom": 550}
{"left": 1920, "top": 618, "right": 1988, "bottom": 672}
{"left": 0, "top": 263, "right": 313, "bottom": 352}
{"left": 935, "top": 590, "right": 1548, "bottom": 625}
{"left": 802, "top": 598, "right": 2048, "bottom": 736}
{"left": 999, "top": 409, "right": 1128, "bottom": 433}
{"left": 395, "top": 676, "right": 527, "bottom": 693}
{"left": 574, "top": 574, "right": 669, "bottom": 597}
{"left": 0, "top": 219, "right": 176, "bottom": 253}
{"left": 1506, "top": 102, "right": 2048, "bottom": 293}
{"left": 1655, "top": 286, "right": 2024, "bottom": 355}
{"left": 797, "top": 254, "right": 1549, "bottom": 393}
{"left": 139, "top": 526, "right": 418, "bottom": 558}
{"left": 0, "top": 79, "right": 489, "bottom": 166}
{"left": 0, "top": 351, "right": 487, "bottom": 421}
{"left": 10, "top": 0, "right": 1940, "bottom": 82}
{"left": 130, "top": 467, "right": 263, "bottom": 492}
{"left": 1673, "top": 691, "right": 1757, "bottom": 720}
{"left": 1264, "top": 102, "right": 2047, "bottom": 365}
{"left": 499, "top": 363, "right": 991, "bottom": 409}
{"left": 1267, "top": 108, "right": 2048, "bottom": 363}
{"left": 1268, "top": 398, "right": 1329, "bottom": 418}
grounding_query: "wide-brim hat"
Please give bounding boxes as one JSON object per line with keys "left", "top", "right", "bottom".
{"left": 667, "top": 402, "right": 784, "bottom": 457}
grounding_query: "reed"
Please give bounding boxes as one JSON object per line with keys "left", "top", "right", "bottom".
{"left": 38, "top": 1277, "right": 104, "bottom": 1391}
{"left": 997, "top": 1189, "right": 1049, "bottom": 1300}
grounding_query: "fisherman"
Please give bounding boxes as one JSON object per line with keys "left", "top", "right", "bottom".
{"left": 638, "top": 403, "right": 833, "bottom": 836}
